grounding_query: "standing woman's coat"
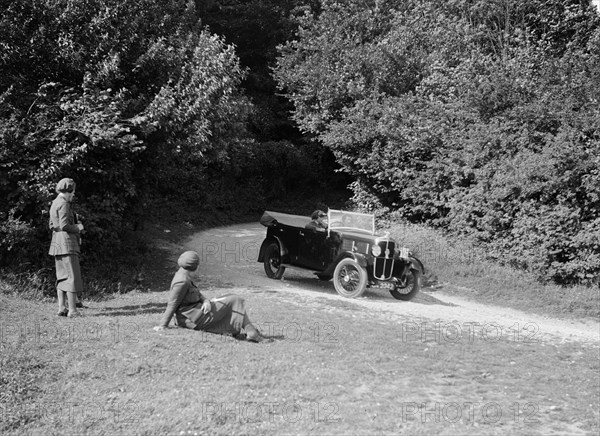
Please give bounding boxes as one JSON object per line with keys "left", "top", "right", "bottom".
{"left": 49, "top": 184, "right": 83, "bottom": 294}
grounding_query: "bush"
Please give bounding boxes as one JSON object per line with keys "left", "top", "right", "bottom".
{"left": 0, "top": 1, "right": 251, "bottom": 274}
{"left": 274, "top": 0, "right": 600, "bottom": 284}
{"left": 0, "top": 210, "right": 38, "bottom": 267}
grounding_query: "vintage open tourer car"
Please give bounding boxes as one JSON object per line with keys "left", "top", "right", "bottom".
{"left": 257, "top": 209, "right": 424, "bottom": 299}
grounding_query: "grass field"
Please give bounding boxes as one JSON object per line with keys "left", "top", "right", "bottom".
{"left": 1, "top": 213, "right": 599, "bottom": 435}
{"left": 1, "top": 287, "right": 599, "bottom": 436}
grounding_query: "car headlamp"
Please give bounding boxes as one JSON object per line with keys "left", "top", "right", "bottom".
{"left": 371, "top": 245, "right": 382, "bottom": 257}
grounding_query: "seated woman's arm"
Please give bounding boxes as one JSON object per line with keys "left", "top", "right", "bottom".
{"left": 158, "top": 279, "right": 189, "bottom": 328}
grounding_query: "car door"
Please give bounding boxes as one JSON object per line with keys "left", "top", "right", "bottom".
{"left": 297, "top": 228, "right": 330, "bottom": 270}
{"left": 273, "top": 224, "right": 304, "bottom": 265}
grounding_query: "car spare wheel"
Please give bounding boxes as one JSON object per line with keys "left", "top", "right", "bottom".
{"left": 333, "top": 258, "right": 367, "bottom": 298}
{"left": 263, "top": 242, "right": 285, "bottom": 279}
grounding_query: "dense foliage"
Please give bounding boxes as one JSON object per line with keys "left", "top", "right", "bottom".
{"left": 2, "top": 0, "right": 599, "bottom": 286}
{"left": 201, "top": 0, "right": 322, "bottom": 141}
{"left": 0, "top": 0, "right": 314, "bottom": 268}
{"left": 275, "top": 0, "right": 600, "bottom": 284}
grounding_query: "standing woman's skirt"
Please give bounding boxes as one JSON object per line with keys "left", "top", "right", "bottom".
{"left": 194, "top": 295, "right": 247, "bottom": 335}
{"left": 54, "top": 254, "right": 83, "bottom": 293}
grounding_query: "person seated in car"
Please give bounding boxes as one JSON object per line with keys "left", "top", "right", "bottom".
{"left": 306, "top": 210, "right": 328, "bottom": 231}
{"left": 341, "top": 214, "right": 353, "bottom": 227}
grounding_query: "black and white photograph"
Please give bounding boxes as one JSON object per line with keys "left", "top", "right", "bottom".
{"left": 1, "top": 1, "right": 599, "bottom": 435}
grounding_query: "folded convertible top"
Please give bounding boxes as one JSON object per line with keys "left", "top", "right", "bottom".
{"left": 259, "top": 210, "right": 311, "bottom": 228}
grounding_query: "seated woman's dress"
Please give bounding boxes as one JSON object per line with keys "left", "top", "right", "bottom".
{"left": 159, "top": 269, "right": 247, "bottom": 335}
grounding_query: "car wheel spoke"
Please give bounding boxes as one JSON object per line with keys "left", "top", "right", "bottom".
{"left": 333, "top": 258, "right": 367, "bottom": 298}
{"left": 340, "top": 265, "right": 357, "bottom": 291}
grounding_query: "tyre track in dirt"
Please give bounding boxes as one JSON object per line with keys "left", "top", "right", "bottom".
{"left": 164, "top": 222, "right": 599, "bottom": 346}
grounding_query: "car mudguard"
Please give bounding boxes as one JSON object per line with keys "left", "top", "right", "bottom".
{"left": 409, "top": 255, "right": 425, "bottom": 274}
{"left": 321, "top": 251, "right": 368, "bottom": 276}
{"left": 258, "top": 236, "right": 288, "bottom": 262}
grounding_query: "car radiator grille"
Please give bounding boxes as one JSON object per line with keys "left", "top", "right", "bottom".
{"left": 374, "top": 240, "right": 395, "bottom": 280}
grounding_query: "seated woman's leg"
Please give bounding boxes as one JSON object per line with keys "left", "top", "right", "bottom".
{"left": 195, "top": 295, "right": 249, "bottom": 335}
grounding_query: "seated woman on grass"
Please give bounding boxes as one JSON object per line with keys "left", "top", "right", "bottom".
{"left": 154, "top": 251, "right": 264, "bottom": 342}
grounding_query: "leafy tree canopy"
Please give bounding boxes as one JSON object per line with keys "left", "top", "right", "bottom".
{"left": 0, "top": 0, "right": 250, "bottom": 263}
{"left": 275, "top": 0, "right": 600, "bottom": 284}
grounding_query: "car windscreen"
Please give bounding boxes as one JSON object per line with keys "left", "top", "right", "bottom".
{"left": 327, "top": 209, "right": 374, "bottom": 234}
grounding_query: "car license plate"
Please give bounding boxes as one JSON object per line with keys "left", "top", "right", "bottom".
{"left": 377, "top": 282, "right": 394, "bottom": 289}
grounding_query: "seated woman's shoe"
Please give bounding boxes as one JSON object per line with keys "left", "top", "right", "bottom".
{"left": 67, "top": 310, "right": 83, "bottom": 318}
{"left": 246, "top": 331, "right": 264, "bottom": 343}
{"left": 57, "top": 309, "right": 68, "bottom": 317}
{"left": 245, "top": 325, "right": 264, "bottom": 343}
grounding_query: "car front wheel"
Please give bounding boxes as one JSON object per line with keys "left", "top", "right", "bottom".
{"left": 263, "top": 242, "right": 285, "bottom": 279}
{"left": 389, "top": 268, "right": 421, "bottom": 301}
{"left": 333, "top": 258, "right": 367, "bottom": 298}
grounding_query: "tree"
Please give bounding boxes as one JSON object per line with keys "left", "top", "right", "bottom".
{"left": 274, "top": 0, "right": 600, "bottom": 283}
{"left": 0, "top": 0, "right": 250, "bottom": 265}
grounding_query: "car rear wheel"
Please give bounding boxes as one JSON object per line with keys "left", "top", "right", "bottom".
{"left": 389, "top": 268, "right": 421, "bottom": 301}
{"left": 333, "top": 258, "right": 367, "bottom": 298}
{"left": 263, "top": 242, "right": 285, "bottom": 279}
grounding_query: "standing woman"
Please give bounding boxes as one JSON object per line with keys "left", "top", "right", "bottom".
{"left": 154, "top": 251, "right": 264, "bottom": 342}
{"left": 49, "top": 178, "right": 84, "bottom": 317}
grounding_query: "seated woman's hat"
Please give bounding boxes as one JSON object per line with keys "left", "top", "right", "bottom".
{"left": 55, "top": 178, "right": 76, "bottom": 193}
{"left": 178, "top": 251, "right": 200, "bottom": 270}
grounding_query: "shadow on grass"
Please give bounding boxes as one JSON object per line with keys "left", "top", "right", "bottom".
{"left": 90, "top": 302, "right": 165, "bottom": 317}
{"left": 279, "top": 274, "right": 457, "bottom": 307}
{"left": 232, "top": 333, "right": 286, "bottom": 343}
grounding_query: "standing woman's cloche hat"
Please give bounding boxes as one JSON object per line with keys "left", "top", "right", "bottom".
{"left": 55, "top": 178, "right": 76, "bottom": 193}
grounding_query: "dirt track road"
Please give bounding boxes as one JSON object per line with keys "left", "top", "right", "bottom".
{"left": 160, "top": 223, "right": 599, "bottom": 346}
